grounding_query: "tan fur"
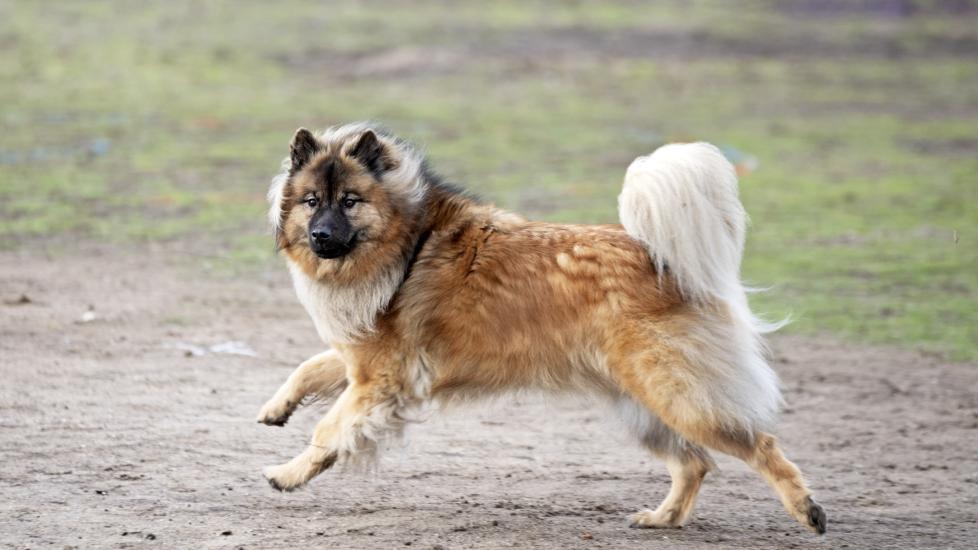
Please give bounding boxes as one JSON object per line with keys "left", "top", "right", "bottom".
{"left": 256, "top": 349, "right": 347, "bottom": 426}
{"left": 629, "top": 455, "right": 710, "bottom": 528}
{"left": 258, "top": 124, "right": 826, "bottom": 534}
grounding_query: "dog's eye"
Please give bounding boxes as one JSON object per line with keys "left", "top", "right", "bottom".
{"left": 304, "top": 197, "right": 318, "bottom": 208}
{"left": 342, "top": 197, "right": 357, "bottom": 209}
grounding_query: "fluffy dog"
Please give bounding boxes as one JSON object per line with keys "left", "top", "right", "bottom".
{"left": 257, "top": 123, "right": 826, "bottom": 534}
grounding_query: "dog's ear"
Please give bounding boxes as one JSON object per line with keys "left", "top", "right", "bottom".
{"left": 289, "top": 128, "right": 320, "bottom": 173}
{"left": 348, "top": 129, "right": 396, "bottom": 175}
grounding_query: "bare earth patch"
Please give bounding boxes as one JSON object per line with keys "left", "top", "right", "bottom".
{"left": 1, "top": 247, "right": 975, "bottom": 549}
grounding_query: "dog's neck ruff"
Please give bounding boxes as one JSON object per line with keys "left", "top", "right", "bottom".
{"left": 288, "top": 259, "right": 404, "bottom": 345}
{"left": 287, "top": 230, "right": 431, "bottom": 345}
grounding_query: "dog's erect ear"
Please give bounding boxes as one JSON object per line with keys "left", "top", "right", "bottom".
{"left": 348, "top": 129, "right": 396, "bottom": 175}
{"left": 289, "top": 128, "right": 320, "bottom": 173}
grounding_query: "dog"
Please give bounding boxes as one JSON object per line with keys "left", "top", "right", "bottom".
{"left": 257, "top": 123, "right": 826, "bottom": 534}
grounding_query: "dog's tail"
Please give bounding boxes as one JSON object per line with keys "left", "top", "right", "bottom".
{"left": 620, "top": 142, "right": 785, "bottom": 432}
{"left": 618, "top": 142, "right": 752, "bottom": 306}
{"left": 619, "top": 143, "right": 786, "bottom": 432}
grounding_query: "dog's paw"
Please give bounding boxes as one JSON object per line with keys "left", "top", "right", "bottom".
{"left": 804, "top": 496, "right": 827, "bottom": 535}
{"left": 628, "top": 509, "right": 683, "bottom": 529}
{"left": 256, "top": 398, "right": 294, "bottom": 427}
{"left": 263, "top": 463, "right": 304, "bottom": 492}
{"left": 263, "top": 450, "right": 337, "bottom": 492}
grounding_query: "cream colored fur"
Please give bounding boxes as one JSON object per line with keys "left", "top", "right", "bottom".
{"left": 287, "top": 260, "right": 404, "bottom": 344}
{"left": 619, "top": 142, "right": 783, "bottom": 433}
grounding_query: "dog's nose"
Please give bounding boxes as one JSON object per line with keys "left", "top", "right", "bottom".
{"left": 311, "top": 229, "right": 331, "bottom": 242}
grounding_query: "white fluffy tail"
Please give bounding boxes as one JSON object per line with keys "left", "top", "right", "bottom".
{"left": 619, "top": 142, "right": 747, "bottom": 304}
{"left": 620, "top": 143, "right": 785, "bottom": 431}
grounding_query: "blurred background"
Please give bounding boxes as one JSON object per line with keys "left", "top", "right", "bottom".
{"left": 3, "top": 2, "right": 978, "bottom": 548}
{"left": 2, "top": 0, "right": 975, "bottom": 359}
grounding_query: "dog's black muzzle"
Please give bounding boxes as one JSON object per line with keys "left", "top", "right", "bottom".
{"left": 310, "top": 231, "right": 356, "bottom": 259}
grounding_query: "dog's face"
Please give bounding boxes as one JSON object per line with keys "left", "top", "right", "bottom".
{"left": 272, "top": 127, "right": 419, "bottom": 280}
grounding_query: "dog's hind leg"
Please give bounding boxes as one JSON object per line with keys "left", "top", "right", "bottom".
{"left": 263, "top": 379, "right": 403, "bottom": 491}
{"left": 610, "top": 344, "right": 826, "bottom": 534}
{"left": 618, "top": 399, "right": 714, "bottom": 529}
{"left": 720, "top": 431, "right": 826, "bottom": 534}
{"left": 630, "top": 453, "right": 712, "bottom": 529}
{"left": 257, "top": 349, "right": 348, "bottom": 426}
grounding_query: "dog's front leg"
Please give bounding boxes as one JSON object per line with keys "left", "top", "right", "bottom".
{"left": 263, "top": 380, "right": 400, "bottom": 491}
{"left": 257, "top": 349, "right": 348, "bottom": 426}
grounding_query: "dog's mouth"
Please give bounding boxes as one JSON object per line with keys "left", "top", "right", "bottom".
{"left": 311, "top": 235, "right": 358, "bottom": 260}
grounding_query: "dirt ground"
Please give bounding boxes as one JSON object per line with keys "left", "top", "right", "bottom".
{"left": 1, "top": 245, "right": 976, "bottom": 549}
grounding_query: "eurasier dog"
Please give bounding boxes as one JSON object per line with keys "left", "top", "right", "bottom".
{"left": 257, "top": 123, "right": 826, "bottom": 534}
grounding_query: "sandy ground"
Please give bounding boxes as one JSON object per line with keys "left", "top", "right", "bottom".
{"left": 1, "top": 246, "right": 976, "bottom": 549}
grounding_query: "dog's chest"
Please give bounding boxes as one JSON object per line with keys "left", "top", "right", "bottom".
{"left": 287, "top": 261, "right": 402, "bottom": 344}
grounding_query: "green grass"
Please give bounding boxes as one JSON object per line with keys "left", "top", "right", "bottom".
{"left": 1, "top": 1, "right": 975, "bottom": 360}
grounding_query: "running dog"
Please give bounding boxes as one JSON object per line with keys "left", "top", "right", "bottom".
{"left": 257, "top": 123, "right": 826, "bottom": 534}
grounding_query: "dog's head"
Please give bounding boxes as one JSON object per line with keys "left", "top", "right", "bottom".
{"left": 268, "top": 124, "right": 425, "bottom": 278}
